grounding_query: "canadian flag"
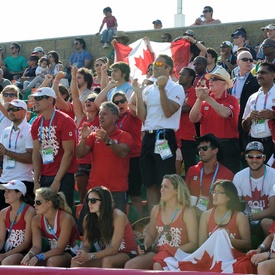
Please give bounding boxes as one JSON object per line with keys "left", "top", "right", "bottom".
{"left": 156, "top": 229, "right": 256, "bottom": 274}
{"left": 113, "top": 38, "right": 190, "bottom": 82}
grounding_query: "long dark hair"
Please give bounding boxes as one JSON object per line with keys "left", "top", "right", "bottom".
{"left": 84, "top": 186, "right": 114, "bottom": 245}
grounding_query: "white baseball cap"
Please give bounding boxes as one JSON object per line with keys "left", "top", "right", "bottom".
{"left": 4, "top": 99, "right": 27, "bottom": 110}
{"left": 29, "top": 87, "right": 56, "bottom": 99}
{"left": 0, "top": 180, "right": 27, "bottom": 196}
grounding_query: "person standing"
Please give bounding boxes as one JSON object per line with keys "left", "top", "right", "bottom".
{"left": 30, "top": 87, "right": 77, "bottom": 209}
{"left": 242, "top": 62, "right": 275, "bottom": 162}
{"left": 0, "top": 100, "right": 34, "bottom": 210}
{"left": 133, "top": 54, "right": 185, "bottom": 212}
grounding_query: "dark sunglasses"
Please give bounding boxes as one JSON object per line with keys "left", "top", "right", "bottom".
{"left": 197, "top": 145, "right": 213, "bottom": 151}
{"left": 246, "top": 154, "right": 265, "bottom": 159}
{"left": 74, "top": 42, "right": 80, "bottom": 45}
{"left": 34, "top": 95, "right": 50, "bottom": 101}
{"left": 47, "top": 55, "right": 53, "bottom": 58}
{"left": 10, "top": 47, "right": 15, "bottom": 50}
{"left": 202, "top": 9, "right": 210, "bottom": 13}
{"left": 7, "top": 107, "right": 23, "bottom": 112}
{"left": 262, "top": 44, "right": 275, "bottom": 48}
{"left": 3, "top": 93, "right": 17, "bottom": 98}
{"left": 86, "top": 97, "right": 96, "bottom": 102}
{"left": 209, "top": 77, "right": 225, "bottom": 82}
{"left": 113, "top": 99, "right": 127, "bottom": 105}
{"left": 34, "top": 200, "right": 43, "bottom": 205}
{"left": 240, "top": 58, "right": 253, "bottom": 62}
{"left": 87, "top": 198, "right": 102, "bottom": 204}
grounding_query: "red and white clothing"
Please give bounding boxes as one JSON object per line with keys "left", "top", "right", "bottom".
{"left": 77, "top": 116, "right": 99, "bottom": 165}
{"left": 117, "top": 220, "right": 137, "bottom": 253}
{"left": 208, "top": 209, "right": 241, "bottom": 239}
{"left": 117, "top": 110, "right": 142, "bottom": 157}
{"left": 85, "top": 127, "right": 133, "bottom": 192}
{"left": 199, "top": 92, "right": 239, "bottom": 138}
{"left": 186, "top": 161, "right": 234, "bottom": 210}
{"left": 193, "top": 75, "right": 209, "bottom": 89}
{"left": 269, "top": 221, "right": 275, "bottom": 252}
{"left": 233, "top": 165, "right": 275, "bottom": 214}
{"left": 40, "top": 209, "right": 80, "bottom": 249}
{"left": 31, "top": 110, "right": 77, "bottom": 176}
{"left": 56, "top": 102, "right": 75, "bottom": 120}
{"left": 5, "top": 204, "right": 31, "bottom": 249}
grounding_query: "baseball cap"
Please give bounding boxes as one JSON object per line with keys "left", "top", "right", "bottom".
{"left": 245, "top": 141, "right": 264, "bottom": 153}
{"left": 183, "top": 30, "right": 195, "bottom": 37}
{"left": 0, "top": 180, "right": 27, "bottom": 196}
{"left": 32, "top": 46, "right": 44, "bottom": 53}
{"left": 29, "top": 87, "right": 56, "bottom": 99}
{"left": 4, "top": 99, "right": 27, "bottom": 110}
{"left": 261, "top": 24, "right": 275, "bottom": 31}
{"left": 231, "top": 30, "right": 246, "bottom": 37}
{"left": 152, "top": 19, "right": 162, "bottom": 26}
{"left": 205, "top": 67, "right": 233, "bottom": 88}
{"left": 220, "top": 41, "right": 233, "bottom": 48}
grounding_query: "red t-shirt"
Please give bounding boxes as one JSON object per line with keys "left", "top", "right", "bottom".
{"left": 186, "top": 161, "right": 234, "bottom": 209}
{"left": 199, "top": 92, "right": 239, "bottom": 139}
{"left": 193, "top": 75, "right": 209, "bottom": 88}
{"left": 77, "top": 116, "right": 100, "bottom": 165}
{"left": 31, "top": 110, "right": 77, "bottom": 176}
{"left": 86, "top": 127, "right": 133, "bottom": 192}
{"left": 56, "top": 102, "right": 75, "bottom": 120}
{"left": 117, "top": 110, "right": 142, "bottom": 157}
{"left": 177, "top": 86, "right": 197, "bottom": 141}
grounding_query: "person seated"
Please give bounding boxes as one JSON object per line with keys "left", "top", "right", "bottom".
{"left": 124, "top": 174, "right": 198, "bottom": 270}
{"left": 152, "top": 19, "right": 162, "bottom": 29}
{"left": 31, "top": 47, "right": 45, "bottom": 59}
{"left": 191, "top": 6, "right": 221, "bottom": 26}
{"left": 0, "top": 68, "right": 11, "bottom": 92}
{"left": 0, "top": 180, "right": 35, "bottom": 265}
{"left": 21, "top": 188, "right": 80, "bottom": 267}
{"left": 71, "top": 186, "right": 137, "bottom": 268}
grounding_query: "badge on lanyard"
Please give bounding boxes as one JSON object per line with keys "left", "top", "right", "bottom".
{"left": 197, "top": 195, "right": 210, "bottom": 212}
{"left": 154, "top": 130, "right": 173, "bottom": 160}
{"left": 40, "top": 145, "right": 54, "bottom": 164}
{"left": 6, "top": 157, "right": 16, "bottom": 169}
{"left": 255, "top": 119, "right": 266, "bottom": 134}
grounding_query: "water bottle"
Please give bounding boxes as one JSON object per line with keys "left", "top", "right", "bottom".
{"left": 200, "top": 14, "right": 205, "bottom": 22}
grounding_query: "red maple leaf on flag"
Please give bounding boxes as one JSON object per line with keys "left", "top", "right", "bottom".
{"left": 134, "top": 46, "right": 155, "bottom": 75}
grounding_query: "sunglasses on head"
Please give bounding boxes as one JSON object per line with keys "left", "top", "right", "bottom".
{"left": 209, "top": 77, "right": 225, "bottom": 82}
{"left": 153, "top": 61, "right": 168, "bottom": 67}
{"left": 240, "top": 57, "right": 253, "bottom": 62}
{"left": 197, "top": 145, "right": 213, "bottom": 151}
{"left": 246, "top": 154, "right": 265, "bottom": 159}
{"left": 3, "top": 93, "right": 17, "bottom": 98}
{"left": 86, "top": 97, "right": 96, "bottom": 102}
{"left": 34, "top": 95, "right": 50, "bottom": 101}
{"left": 87, "top": 198, "right": 101, "bottom": 204}
{"left": 7, "top": 107, "right": 23, "bottom": 112}
{"left": 113, "top": 98, "right": 127, "bottom": 105}
{"left": 34, "top": 200, "right": 43, "bottom": 205}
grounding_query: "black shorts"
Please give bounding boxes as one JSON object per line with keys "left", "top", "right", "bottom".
{"left": 139, "top": 129, "right": 177, "bottom": 187}
{"left": 75, "top": 163, "right": 91, "bottom": 177}
{"left": 128, "top": 157, "right": 142, "bottom": 196}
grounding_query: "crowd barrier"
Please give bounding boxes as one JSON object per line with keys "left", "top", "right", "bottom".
{"left": 0, "top": 266, "right": 254, "bottom": 275}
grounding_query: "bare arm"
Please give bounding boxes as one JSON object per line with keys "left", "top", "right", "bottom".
{"left": 0, "top": 146, "right": 32, "bottom": 163}
{"left": 76, "top": 122, "right": 92, "bottom": 158}
{"left": 132, "top": 79, "right": 146, "bottom": 121}
{"left": 32, "top": 139, "right": 42, "bottom": 191}
{"left": 251, "top": 196, "right": 275, "bottom": 221}
{"left": 94, "top": 79, "right": 116, "bottom": 109}
{"left": 189, "top": 98, "right": 203, "bottom": 123}
{"left": 199, "top": 210, "right": 210, "bottom": 246}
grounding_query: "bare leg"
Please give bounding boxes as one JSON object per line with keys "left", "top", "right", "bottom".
{"left": 1, "top": 253, "right": 24, "bottom": 265}
{"left": 124, "top": 252, "right": 155, "bottom": 269}
{"left": 101, "top": 253, "right": 130, "bottom": 268}
{"left": 257, "top": 259, "right": 275, "bottom": 275}
{"left": 261, "top": 218, "right": 273, "bottom": 236}
{"left": 153, "top": 261, "right": 164, "bottom": 270}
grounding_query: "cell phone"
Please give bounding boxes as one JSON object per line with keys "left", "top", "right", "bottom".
{"left": 139, "top": 244, "right": 145, "bottom": 251}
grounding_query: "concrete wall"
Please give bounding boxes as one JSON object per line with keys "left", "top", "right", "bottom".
{"left": 0, "top": 19, "right": 274, "bottom": 69}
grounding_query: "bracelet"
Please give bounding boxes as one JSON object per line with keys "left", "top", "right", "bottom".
{"left": 53, "top": 79, "right": 60, "bottom": 84}
{"left": 35, "top": 253, "right": 45, "bottom": 261}
{"left": 258, "top": 244, "right": 267, "bottom": 252}
{"left": 90, "top": 253, "right": 95, "bottom": 260}
{"left": 268, "top": 250, "right": 272, "bottom": 260}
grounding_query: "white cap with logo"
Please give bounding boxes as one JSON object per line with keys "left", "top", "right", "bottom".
{"left": 4, "top": 99, "right": 27, "bottom": 110}
{"left": 29, "top": 87, "right": 56, "bottom": 99}
{"left": 0, "top": 180, "right": 27, "bottom": 196}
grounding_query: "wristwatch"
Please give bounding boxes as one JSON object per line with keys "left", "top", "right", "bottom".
{"left": 106, "top": 139, "right": 113, "bottom": 146}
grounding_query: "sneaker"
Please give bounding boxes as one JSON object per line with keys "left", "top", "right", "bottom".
{"left": 102, "top": 42, "right": 109, "bottom": 48}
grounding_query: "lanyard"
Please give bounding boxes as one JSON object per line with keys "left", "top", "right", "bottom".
{"left": 0, "top": 114, "right": 5, "bottom": 123}
{"left": 199, "top": 163, "right": 220, "bottom": 195}
{"left": 79, "top": 89, "right": 90, "bottom": 100}
{"left": 45, "top": 218, "right": 58, "bottom": 240}
{"left": 8, "top": 126, "right": 20, "bottom": 150}
{"left": 39, "top": 110, "right": 56, "bottom": 142}
{"left": 211, "top": 210, "right": 230, "bottom": 234}
{"left": 119, "top": 112, "right": 128, "bottom": 129}
{"left": 8, "top": 203, "right": 26, "bottom": 237}
{"left": 249, "top": 165, "right": 266, "bottom": 201}
{"left": 254, "top": 90, "right": 269, "bottom": 110}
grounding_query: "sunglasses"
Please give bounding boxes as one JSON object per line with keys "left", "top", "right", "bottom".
{"left": 197, "top": 145, "right": 213, "bottom": 151}
{"left": 7, "top": 107, "right": 23, "bottom": 112}
{"left": 262, "top": 44, "right": 275, "bottom": 48}
{"left": 47, "top": 55, "right": 53, "bottom": 58}
{"left": 86, "top": 97, "right": 96, "bottom": 102}
{"left": 209, "top": 77, "right": 225, "bottom": 82}
{"left": 240, "top": 58, "right": 253, "bottom": 62}
{"left": 202, "top": 10, "right": 210, "bottom": 13}
{"left": 246, "top": 154, "right": 265, "bottom": 159}
{"left": 3, "top": 93, "right": 17, "bottom": 98}
{"left": 211, "top": 191, "right": 226, "bottom": 195}
{"left": 10, "top": 47, "right": 15, "bottom": 50}
{"left": 87, "top": 198, "right": 102, "bottom": 204}
{"left": 74, "top": 42, "right": 80, "bottom": 45}
{"left": 34, "top": 200, "right": 43, "bottom": 205}
{"left": 34, "top": 95, "right": 50, "bottom": 101}
{"left": 113, "top": 98, "right": 127, "bottom": 105}
{"left": 153, "top": 61, "right": 168, "bottom": 67}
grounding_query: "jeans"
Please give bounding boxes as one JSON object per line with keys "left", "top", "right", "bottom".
{"left": 101, "top": 29, "right": 116, "bottom": 44}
